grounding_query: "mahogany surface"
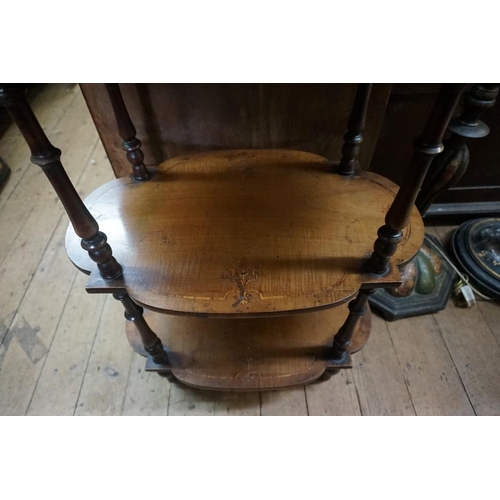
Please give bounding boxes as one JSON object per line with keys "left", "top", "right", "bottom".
{"left": 126, "top": 301, "right": 372, "bottom": 391}
{"left": 65, "top": 149, "right": 424, "bottom": 317}
{"left": 80, "top": 84, "right": 393, "bottom": 178}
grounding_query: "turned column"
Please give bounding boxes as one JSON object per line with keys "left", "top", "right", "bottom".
{"left": 338, "top": 83, "right": 372, "bottom": 175}
{"left": 366, "top": 83, "right": 467, "bottom": 275}
{"left": 113, "top": 293, "right": 169, "bottom": 365}
{"left": 417, "top": 84, "right": 500, "bottom": 214}
{"left": 105, "top": 84, "right": 150, "bottom": 181}
{"left": 329, "top": 288, "right": 376, "bottom": 364}
{"left": 0, "top": 84, "right": 122, "bottom": 280}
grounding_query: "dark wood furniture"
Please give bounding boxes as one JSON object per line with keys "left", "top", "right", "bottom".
{"left": 370, "top": 84, "right": 500, "bottom": 218}
{"left": 0, "top": 83, "right": 465, "bottom": 391}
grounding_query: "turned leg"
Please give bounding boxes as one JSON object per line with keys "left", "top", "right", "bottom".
{"left": 366, "top": 83, "right": 467, "bottom": 275}
{"left": 338, "top": 83, "right": 372, "bottom": 176}
{"left": 105, "top": 83, "right": 150, "bottom": 181}
{"left": 113, "top": 293, "right": 169, "bottom": 366}
{"left": 0, "top": 84, "right": 122, "bottom": 279}
{"left": 329, "top": 288, "right": 376, "bottom": 365}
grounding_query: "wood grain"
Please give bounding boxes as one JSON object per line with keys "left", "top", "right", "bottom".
{"left": 26, "top": 277, "right": 107, "bottom": 415}
{"left": 126, "top": 302, "right": 371, "bottom": 391}
{"left": 80, "top": 84, "right": 392, "bottom": 178}
{"left": 432, "top": 304, "right": 500, "bottom": 415}
{"left": 261, "top": 388, "right": 308, "bottom": 416}
{"left": 74, "top": 296, "right": 134, "bottom": 416}
{"left": 65, "top": 149, "right": 424, "bottom": 317}
{"left": 430, "top": 225, "right": 500, "bottom": 415}
{"left": 122, "top": 352, "right": 170, "bottom": 415}
{"left": 305, "top": 370, "right": 362, "bottom": 416}
{"left": 386, "top": 314, "right": 474, "bottom": 416}
{"left": 0, "top": 220, "right": 77, "bottom": 415}
{"left": 350, "top": 314, "right": 415, "bottom": 415}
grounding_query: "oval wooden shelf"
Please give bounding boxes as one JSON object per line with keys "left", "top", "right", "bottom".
{"left": 127, "top": 302, "right": 372, "bottom": 391}
{"left": 66, "top": 149, "right": 424, "bottom": 317}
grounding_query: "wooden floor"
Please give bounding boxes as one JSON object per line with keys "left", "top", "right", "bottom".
{"left": 1, "top": 84, "right": 500, "bottom": 416}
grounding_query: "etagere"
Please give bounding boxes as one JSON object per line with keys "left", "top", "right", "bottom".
{"left": 0, "top": 83, "right": 466, "bottom": 390}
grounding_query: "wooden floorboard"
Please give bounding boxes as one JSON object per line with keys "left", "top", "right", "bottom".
{"left": 351, "top": 314, "right": 416, "bottom": 416}
{"left": 1, "top": 84, "right": 499, "bottom": 415}
{"left": 430, "top": 226, "right": 500, "bottom": 415}
{"left": 305, "top": 371, "right": 362, "bottom": 416}
{"left": 386, "top": 314, "right": 474, "bottom": 415}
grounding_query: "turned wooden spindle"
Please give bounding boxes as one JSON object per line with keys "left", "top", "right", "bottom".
{"left": 366, "top": 83, "right": 467, "bottom": 275}
{"left": 338, "top": 83, "right": 372, "bottom": 175}
{"left": 417, "top": 84, "right": 500, "bottom": 214}
{"left": 330, "top": 288, "right": 376, "bottom": 364}
{"left": 0, "top": 84, "right": 122, "bottom": 280}
{"left": 113, "top": 293, "right": 169, "bottom": 365}
{"left": 105, "top": 84, "right": 150, "bottom": 181}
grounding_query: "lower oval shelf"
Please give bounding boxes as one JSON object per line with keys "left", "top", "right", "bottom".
{"left": 126, "top": 301, "right": 372, "bottom": 391}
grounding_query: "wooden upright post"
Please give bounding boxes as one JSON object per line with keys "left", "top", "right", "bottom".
{"left": 105, "top": 83, "right": 150, "bottom": 181}
{"left": 338, "top": 83, "right": 372, "bottom": 175}
{"left": 366, "top": 83, "right": 467, "bottom": 275}
{"left": 0, "top": 84, "right": 122, "bottom": 280}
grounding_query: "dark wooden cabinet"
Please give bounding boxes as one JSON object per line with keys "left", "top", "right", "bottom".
{"left": 369, "top": 84, "right": 500, "bottom": 217}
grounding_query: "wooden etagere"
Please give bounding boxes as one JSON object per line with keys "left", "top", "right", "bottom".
{"left": 0, "top": 83, "right": 466, "bottom": 391}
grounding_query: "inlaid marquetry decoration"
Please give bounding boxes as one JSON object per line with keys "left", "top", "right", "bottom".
{"left": 222, "top": 260, "right": 261, "bottom": 307}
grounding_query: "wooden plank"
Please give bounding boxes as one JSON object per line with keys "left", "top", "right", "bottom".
{"left": 0, "top": 219, "right": 77, "bottom": 415}
{"left": 0, "top": 130, "right": 112, "bottom": 414}
{"left": 74, "top": 296, "right": 134, "bottom": 416}
{"left": 386, "top": 314, "right": 474, "bottom": 415}
{"left": 214, "top": 392, "right": 261, "bottom": 416}
{"left": 429, "top": 223, "right": 500, "bottom": 346}
{"left": 431, "top": 224, "right": 500, "bottom": 415}
{"left": 121, "top": 353, "right": 170, "bottom": 416}
{"left": 476, "top": 300, "right": 500, "bottom": 347}
{"left": 351, "top": 314, "right": 415, "bottom": 416}
{"left": 260, "top": 387, "right": 308, "bottom": 416}
{"left": 432, "top": 304, "right": 500, "bottom": 415}
{"left": 305, "top": 371, "right": 361, "bottom": 416}
{"left": 168, "top": 384, "right": 216, "bottom": 416}
{"left": 26, "top": 276, "right": 106, "bottom": 415}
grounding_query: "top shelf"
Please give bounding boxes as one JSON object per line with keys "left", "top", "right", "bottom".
{"left": 66, "top": 149, "right": 424, "bottom": 317}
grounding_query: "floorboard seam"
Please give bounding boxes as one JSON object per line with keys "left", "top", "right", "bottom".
{"left": 430, "top": 313, "right": 477, "bottom": 416}
{"left": 24, "top": 268, "right": 79, "bottom": 415}
{"left": 385, "top": 322, "right": 418, "bottom": 415}
{"left": 72, "top": 295, "right": 108, "bottom": 416}
{"left": 303, "top": 385, "right": 310, "bottom": 416}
